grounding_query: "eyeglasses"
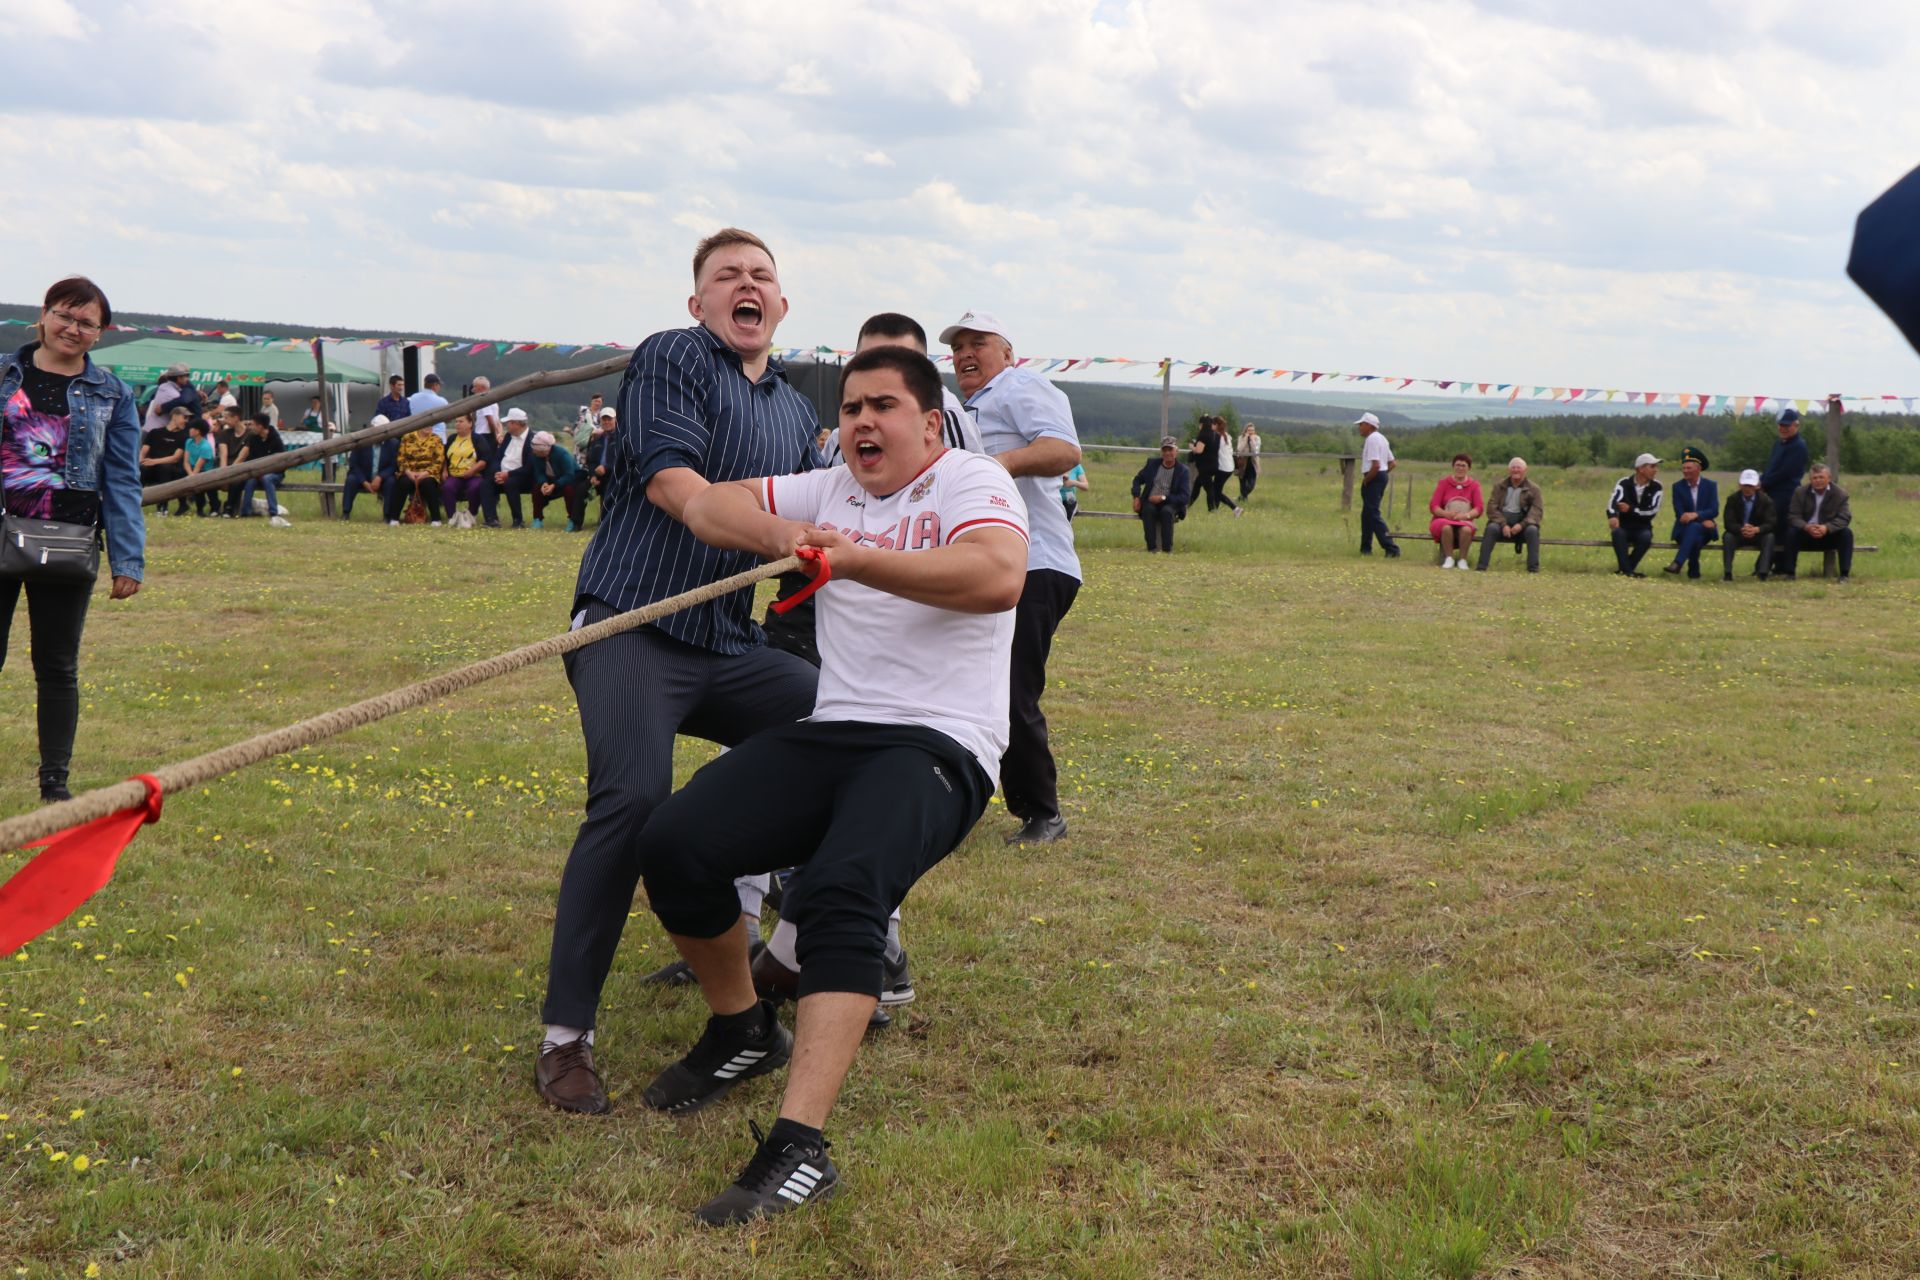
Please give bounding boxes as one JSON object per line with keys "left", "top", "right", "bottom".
{"left": 47, "top": 307, "right": 103, "bottom": 337}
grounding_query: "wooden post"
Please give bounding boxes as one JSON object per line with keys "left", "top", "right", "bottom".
{"left": 1825, "top": 394, "right": 1843, "bottom": 480}
{"left": 1159, "top": 357, "right": 1171, "bottom": 441}
{"left": 1404, "top": 466, "right": 1414, "bottom": 520}
{"left": 1340, "top": 456, "right": 1356, "bottom": 510}
{"left": 314, "top": 340, "right": 336, "bottom": 519}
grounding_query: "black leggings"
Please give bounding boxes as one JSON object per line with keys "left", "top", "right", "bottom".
{"left": 0, "top": 574, "right": 93, "bottom": 787}
{"left": 384, "top": 475, "right": 444, "bottom": 522}
{"left": 638, "top": 720, "right": 989, "bottom": 999}
{"left": 1200, "top": 469, "right": 1238, "bottom": 512}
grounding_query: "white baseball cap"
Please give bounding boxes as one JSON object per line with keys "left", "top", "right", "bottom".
{"left": 938, "top": 309, "right": 1012, "bottom": 345}
{"left": 219, "top": 394, "right": 239, "bottom": 408}
{"left": 1738, "top": 468, "right": 1761, "bottom": 486}
{"left": 1355, "top": 412, "right": 1380, "bottom": 429}
{"left": 1634, "top": 452, "right": 1661, "bottom": 468}
{"left": 504, "top": 407, "right": 528, "bottom": 422}
{"left": 368, "top": 414, "right": 390, "bottom": 428}
{"left": 599, "top": 406, "right": 617, "bottom": 419}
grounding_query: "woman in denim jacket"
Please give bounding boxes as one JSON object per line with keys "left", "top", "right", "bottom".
{"left": 0, "top": 277, "right": 147, "bottom": 801}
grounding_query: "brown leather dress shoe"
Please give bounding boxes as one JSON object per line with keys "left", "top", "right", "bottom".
{"left": 535, "top": 1039, "right": 610, "bottom": 1114}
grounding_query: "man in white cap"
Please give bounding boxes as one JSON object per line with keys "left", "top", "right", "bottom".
{"left": 341, "top": 415, "right": 398, "bottom": 520}
{"left": 943, "top": 309, "right": 1082, "bottom": 844}
{"left": 1719, "top": 468, "right": 1776, "bottom": 581}
{"left": 1355, "top": 412, "right": 1399, "bottom": 557}
{"left": 492, "top": 407, "right": 535, "bottom": 528}
{"left": 1606, "top": 454, "right": 1663, "bottom": 576}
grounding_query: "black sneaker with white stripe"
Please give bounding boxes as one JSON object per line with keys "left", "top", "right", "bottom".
{"left": 641, "top": 1002, "right": 791, "bottom": 1115}
{"left": 694, "top": 1120, "right": 839, "bottom": 1226}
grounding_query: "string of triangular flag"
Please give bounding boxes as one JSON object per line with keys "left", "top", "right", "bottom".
{"left": 5, "top": 319, "right": 1910, "bottom": 413}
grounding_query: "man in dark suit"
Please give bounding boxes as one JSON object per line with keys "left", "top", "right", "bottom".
{"left": 1662, "top": 446, "right": 1718, "bottom": 578}
{"left": 1782, "top": 464, "right": 1855, "bottom": 580}
{"left": 341, "top": 416, "right": 399, "bottom": 520}
{"left": 1719, "top": 469, "right": 1776, "bottom": 582}
{"left": 1131, "top": 436, "right": 1192, "bottom": 552}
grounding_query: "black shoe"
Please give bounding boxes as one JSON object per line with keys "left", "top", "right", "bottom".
{"left": 642, "top": 1002, "right": 791, "bottom": 1115}
{"left": 39, "top": 781, "right": 72, "bottom": 803}
{"left": 1005, "top": 815, "right": 1068, "bottom": 845}
{"left": 693, "top": 1120, "right": 839, "bottom": 1226}
{"left": 880, "top": 942, "right": 915, "bottom": 1006}
{"left": 1630, "top": 571, "right": 1647, "bottom": 578}
{"left": 1663, "top": 562, "right": 1681, "bottom": 574}
{"left": 1383, "top": 546, "right": 1402, "bottom": 558}
{"left": 641, "top": 957, "right": 698, "bottom": 986}
{"left": 510, "top": 520, "right": 526, "bottom": 529}
{"left": 1723, "top": 573, "right": 1734, "bottom": 582}
{"left": 867, "top": 1004, "right": 893, "bottom": 1032}
{"left": 1778, "top": 572, "right": 1795, "bottom": 580}
{"left": 484, "top": 520, "right": 502, "bottom": 529}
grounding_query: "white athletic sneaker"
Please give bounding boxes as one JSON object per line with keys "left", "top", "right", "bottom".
{"left": 388, "top": 520, "right": 400, "bottom": 527}
{"left": 269, "top": 515, "right": 291, "bottom": 528}
{"left": 1457, "top": 560, "right": 1470, "bottom": 571}
{"left": 1442, "top": 556, "right": 1455, "bottom": 569}
{"left": 430, "top": 520, "right": 442, "bottom": 527}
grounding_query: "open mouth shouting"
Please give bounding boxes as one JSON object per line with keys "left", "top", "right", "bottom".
{"left": 852, "top": 437, "right": 884, "bottom": 470}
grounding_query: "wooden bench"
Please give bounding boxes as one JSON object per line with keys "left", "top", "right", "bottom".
{"left": 1389, "top": 531, "right": 1874, "bottom": 577}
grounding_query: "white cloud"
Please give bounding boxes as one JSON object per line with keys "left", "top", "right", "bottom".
{"left": 0, "top": 0, "right": 1914, "bottom": 397}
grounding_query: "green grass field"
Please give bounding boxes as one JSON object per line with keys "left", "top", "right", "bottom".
{"left": 2, "top": 454, "right": 1917, "bottom": 1278}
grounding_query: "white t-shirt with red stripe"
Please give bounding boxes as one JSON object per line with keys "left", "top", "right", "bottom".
{"left": 765, "top": 448, "right": 1029, "bottom": 785}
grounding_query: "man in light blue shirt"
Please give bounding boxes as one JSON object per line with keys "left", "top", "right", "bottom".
{"left": 943, "top": 309, "right": 1082, "bottom": 844}
{"left": 408, "top": 372, "right": 451, "bottom": 440}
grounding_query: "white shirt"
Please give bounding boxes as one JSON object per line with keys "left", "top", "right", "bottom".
{"left": 499, "top": 429, "right": 528, "bottom": 472}
{"left": 1361, "top": 430, "right": 1394, "bottom": 477}
{"left": 472, "top": 402, "right": 500, "bottom": 438}
{"left": 765, "top": 449, "right": 1029, "bottom": 784}
{"left": 409, "top": 388, "right": 450, "bottom": 440}
{"left": 1215, "top": 432, "right": 1234, "bottom": 471}
{"left": 822, "top": 387, "right": 982, "bottom": 466}
{"left": 965, "top": 367, "right": 1082, "bottom": 581}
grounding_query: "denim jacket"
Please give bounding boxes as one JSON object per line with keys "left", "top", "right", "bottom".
{"left": 0, "top": 343, "right": 147, "bottom": 581}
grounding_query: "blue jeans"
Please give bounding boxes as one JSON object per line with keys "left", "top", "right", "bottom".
{"left": 239, "top": 473, "right": 280, "bottom": 516}
{"left": 1360, "top": 473, "right": 1396, "bottom": 553}
{"left": 1670, "top": 521, "right": 1716, "bottom": 575}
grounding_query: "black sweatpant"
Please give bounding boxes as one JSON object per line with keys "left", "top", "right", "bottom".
{"left": 1000, "top": 568, "right": 1079, "bottom": 825}
{"left": 1611, "top": 525, "right": 1653, "bottom": 574}
{"left": 639, "top": 721, "right": 989, "bottom": 999}
{"left": 541, "top": 610, "right": 820, "bottom": 1030}
{"left": 383, "top": 475, "right": 443, "bottom": 522}
{"left": 0, "top": 574, "right": 93, "bottom": 788}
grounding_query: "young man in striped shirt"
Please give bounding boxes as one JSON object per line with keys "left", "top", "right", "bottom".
{"left": 533, "top": 228, "right": 823, "bottom": 1116}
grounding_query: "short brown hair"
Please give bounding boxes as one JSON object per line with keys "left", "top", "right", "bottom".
{"left": 692, "top": 228, "right": 776, "bottom": 283}
{"left": 1452, "top": 452, "right": 1472, "bottom": 466}
{"left": 44, "top": 276, "right": 112, "bottom": 327}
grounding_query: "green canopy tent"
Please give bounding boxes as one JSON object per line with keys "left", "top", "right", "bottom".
{"left": 93, "top": 337, "right": 379, "bottom": 388}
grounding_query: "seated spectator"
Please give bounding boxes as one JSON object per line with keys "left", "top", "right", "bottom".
{"left": 490, "top": 408, "right": 534, "bottom": 528}
{"left": 1427, "top": 453, "right": 1482, "bottom": 570}
{"left": 385, "top": 419, "right": 447, "bottom": 526}
{"left": 1720, "top": 468, "right": 1776, "bottom": 581}
{"left": 1782, "top": 463, "right": 1853, "bottom": 580}
{"left": 523, "top": 430, "right": 586, "bottom": 530}
{"left": 235, "top": 412, "right": 290, "bottom": 525}
{"left": 441, "top": 413, "right": 493, "bottom": 525}
{"left": 213, "top": 406, "right": 249, "bottom": 518}
{"left": 1662, "top": 446, "right": 1718, "bottom": 578}
{"left": 183, "top": 419, "right": 217, "bottom": 517}
{"left": 582, "top": 405, "right": 616, "bottom": 515}
{"left": 1131, "top": 436, "right": 1192, "bottom": 553}
{"left": 342, "top": 415, "right": 398, "bottom": 520}
{"left": 1607, "top": 454, "right": 1662, "bottom": 577}
{"left": 1474, "top": 457, "right": 1542, "bottom": 572}
{"left": 139, "top": 404, "right": 191, "bottom": 515}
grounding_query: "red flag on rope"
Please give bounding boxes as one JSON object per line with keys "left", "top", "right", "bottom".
{"left": 0, "top": 776, "right": 164, "bottom": 954}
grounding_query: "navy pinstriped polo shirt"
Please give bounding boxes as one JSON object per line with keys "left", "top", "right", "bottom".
{"left": 574, "top": 324, "right": 820, "bottom": 654}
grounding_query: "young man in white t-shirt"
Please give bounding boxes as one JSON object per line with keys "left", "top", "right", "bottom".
{"left": 635, "top": 345, "right": 1028, "bottom": 1225}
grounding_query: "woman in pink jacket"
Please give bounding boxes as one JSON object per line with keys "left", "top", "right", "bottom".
{"left": 1427, "top": 453, "right": 1483, "bottom": 569}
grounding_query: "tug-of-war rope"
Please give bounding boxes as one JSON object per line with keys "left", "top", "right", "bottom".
{"left": 1, "top": 351, "right": 830, "bottom": 953}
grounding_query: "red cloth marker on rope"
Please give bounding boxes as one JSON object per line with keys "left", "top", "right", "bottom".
{"left": 768, "top": 545, "right": 832, "bottom": 616}
{"left": 0, "top": 775, "right": 164, "bottom": 954}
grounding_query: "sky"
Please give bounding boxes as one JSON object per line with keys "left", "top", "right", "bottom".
{"left": 4, "top": 0, "right": 1917, "bottom": 401}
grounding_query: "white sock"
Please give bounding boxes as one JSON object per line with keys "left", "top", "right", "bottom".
{"left": 541, "top": 1025, "right": 593, "bottom": 1052}
{"left": 767, "top": 918, "right": 800, "bottom": 970}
